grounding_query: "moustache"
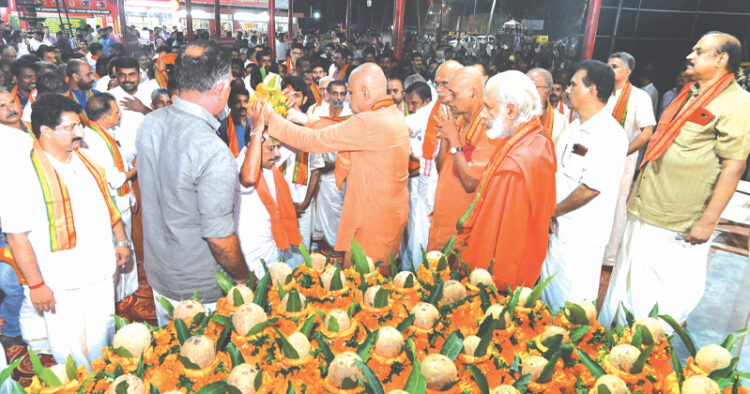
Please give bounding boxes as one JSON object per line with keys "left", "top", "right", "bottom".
{"left": 7, "top": 111, "right": 18, "bottom": 118}
{"left": 72, "top": 137, "right": 83, "bottom": 143}
{"left": 686, "top": 60, "right": 694, "bottom": 68}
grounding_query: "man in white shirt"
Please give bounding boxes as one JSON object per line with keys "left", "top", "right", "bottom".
{"left": 603, "top": 52, "right": 657, "bottom": 264}
{"left": 83, "top": 93, "right": 138, "bottom": 302}
{"left": 541, "top": 60, "right": 628, "bottom": 311}
{"left": 4, "top": 94, "right": 130, "bottom": 367}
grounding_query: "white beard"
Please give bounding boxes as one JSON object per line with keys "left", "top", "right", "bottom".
{"left": 485, "top": 113, "right": 513, "bottom": 139}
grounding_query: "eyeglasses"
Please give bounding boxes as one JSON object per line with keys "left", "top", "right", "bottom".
{"left": 386, "top": 89, "right": 401, "bottom": 94}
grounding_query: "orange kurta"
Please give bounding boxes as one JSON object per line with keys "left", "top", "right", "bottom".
{"left": 427, "top": 112, "right": 501, "bottom": 253}
{"left": 461, "top": 128, "right": 557, "bottom": 288}
{"left": 268, "top": 104, "right": 410, "bottom": 262}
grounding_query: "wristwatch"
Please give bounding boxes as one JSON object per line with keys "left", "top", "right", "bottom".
{"left": 450, "top": 146, "right": 464, "bottom": 156}
{"left": 114, "top": 240, "right": 133, "bottom": 248}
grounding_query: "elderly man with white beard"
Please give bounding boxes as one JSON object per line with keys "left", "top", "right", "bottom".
{"left": 455, "top": 70, "right": 557, "bottom": 289}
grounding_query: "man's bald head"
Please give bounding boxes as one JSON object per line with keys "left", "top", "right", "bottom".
{"left": 527, "top": 68, "right": 553, "bottom": 104}
{"left": 687, "top": 32, "right": 742, "bottom": 82}
{"left": 447, "top": 67, "right": 485, "bottom": 116}
{"left": 435, "top": 60, "right": 463, "bottom": 104}
{"left": 348, "top": 62, "right": 387, "bottom": 113}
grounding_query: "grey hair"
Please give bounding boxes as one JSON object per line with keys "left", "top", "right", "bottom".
{"left": 318, "top": 76, "right": 333, "bottom": 87}
{"left": 527, "top": 67, "right": 553, "bottom": 89}
{"left": 608, "top": 52, "right": 636, "bottom": 71}
{"left": 404, "top": 73, "right": 427, "bottom": 90}
{"left": 151, "top": 87, "right": 169, "bottom": 102}
{"left": 486, "top": 70, "right": 543, "bottom": 128}
{"left": 175, "top": 40, "right": 231, "bottom": 93}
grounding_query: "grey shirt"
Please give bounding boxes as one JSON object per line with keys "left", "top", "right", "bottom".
{"left": 136, "top": 98, "right": 238, "bottom": 302}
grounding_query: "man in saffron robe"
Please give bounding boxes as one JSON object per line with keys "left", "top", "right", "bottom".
{"left": 457, "top": 71, "right": 557, "bottom": 289}
{"left": 249, "top": 63, "right": 410, "bottom": 274}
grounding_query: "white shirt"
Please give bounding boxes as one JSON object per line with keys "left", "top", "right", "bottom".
{"left": 2, "top": 152, "right": 117, "bottom": 290}
{"left": 0, "top": 125, "right": 34, "bottom": 220}
{"left": 605, "top": 85, "right": 656, "bottom": 144}
{"left": 554, "top": 107, "right": 628, "bottom": 246}
{"left": 405, "top": 101, "right": 441, "bottom": 209}
{"left": 279, "top": 144, "right": 325, "bottom": 203}
{"left": 82, "top": 125, "right": 133, "bottom": 213}
{"left": 94, "top": 75, "right": 112, "bottom": 92}
{"left": 550, "top": 107, "right": 569, "bottom": 145}
{"left": 108, "top": 81, "right": 159, "bottom": 166}
{"left": 309, "top": 103, "right": 353, "bottom": 182}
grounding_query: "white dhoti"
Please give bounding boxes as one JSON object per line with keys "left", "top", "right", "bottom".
{"left": 599, "top": 215, "right": 710, "bottom": 328}
{"left": 19, "top": 289, "right": 50, "bottom": 354}
{"left": 152, "top": 288, "right": 218, "bottom": 328}
{"left": 402, "top": 176, "right": 432, "bottom": 269}
{"left": 604, "top": 153, "right": 638, "bottom": 263}
{"left": 313, "top": 172, "right": 345, "bottom": 248}
{"left": 114, "top": 207, "right": 138, "bottom": 302}
{"left": 541, "top": 233, "right": 606, "bottom": 313}
{"left": 25, "top": 279, "right": 116, "bottom": 367}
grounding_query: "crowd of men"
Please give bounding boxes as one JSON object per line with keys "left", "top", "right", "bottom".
{"left": 0, "top": 23, "right": 748, "bottom": 376}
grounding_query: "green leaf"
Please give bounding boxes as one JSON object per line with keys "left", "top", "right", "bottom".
{"left": 721, "top": 328, "right": 749, "bottom": 352}
{"left": 226, "top": 343, "right": 245, "bottom": 367}
{"left": 669, "top": 339, "right": 684, "bottom": 384}
{"left": 474, "top": 319, "right": 496, "bottom": 357}
{"left": 174, "top": 318, "right": 190, "bottom": 345}
{"left": 298, "top": 243, "right": 312, "bottom": 268}
{"left": 478, "top": 284, "right": 491, "bottom": 313}
{"left": 114, "top": 363, "right": 124, "bottom": 378}
{"left": 357, "top": 329, "right": 379, "bottom": 362}
{"left": 659, "top": 314, "right": 696, "bottom": 358}
{"left": 441, "top": 235, "right": 456, "bottom": 256}
{"left": 597, "top": 384, "right": 612, "bottom": 394}
{"left": 285, "top": 289, "right": 303, "bottom": 312}
{"left": 113, "top": 346, "right": 134, "bottom": 358}
{"left": 286, "top": 384, "right": 297, "bottom": 394}
{"left": 513, "top": 374, "right": 532, "bottom": 392}
{"left": 631, "top": 325, "right": 643, "bottom": 348}
{"left": 178, "top": 354, "right": 202, "bottom": 369}
{"left": 216, "top": 326, "right": 232, "bottom": 351}
{"left": 157, "top": 296, "right": 174, "bottom": 318}
{"left": 273, "top": 328, "right": 301, "bottom": 359}
{"left": 623, "top": 304, "right": 635, "bottom": 328}
{"left": 428, "top": 279, "right": 444, "bottom": 308}
{"left": 217, "top": 271, "right": 234, "bottom": 294}
{"left": 135, "top": 352, "right": 144, "bottom": 379}
{"left": 246, "top": 317, "right": 279, "bottom": 336}
{"left": 373, "top": 287, "right": 392, "bottom": 308}
{"left": 329, "top": 266, "right": 344, "bottom": 291}
{"left": 65, "top": 355, "right": 77, "bottom": 381}
{"left": 113, "top": 315, "right": 130, "bottom": 331}
{"left": 536, "top": 351, "right": 560, "bottom": 383}
{"left": 276, "top": 281, "right": 287, "bottom": 302}
{"left": 191, "top": 312, "right": 206, "bottom": 329}
{"left": 232, "top": 288, "right": 245, "bottom": 307}
{"left": 487, "top": 258, "right": 495, "bottom": 276}
{"left": 254, "top": 368, "right": 263, "bottom": 391}
{"left": 708, "top": 356, "right": 739, "bottom": 380}
{"left": 314, "top": 333, "right": 335, "bottom": 364}
{"left": 389, "top": 252, "right": 398, "bottom": 279}
{"left": 464, "top": 365, "right": 489, "bottom": 394}
{"left": 192, "top": 290, "right": 200, "bottom": 302}
{"left": 524, "top": 274, "right": 554, "bottom": 308}
{"left": 648, "top": 303, "right": 659, "bottom": 318}
{"left": 351, "top": 239, "right": 371, "bottom": 274}
{"left": 327, "top": 315, "right": 341, "bottom": 332}
{"left": 253, "top": 271, "right": 271, "bottom": 310}
{"left": 403, "top": 273, "right": 415, "bottom": 288}
{"left": 355, "top": 360, "right": 385, "bottom": 394}
{"left": 541, "top": 334, "right": 563, "bottom": 360}
{"left": 560, "top": 344, "right": 575, "bottom": 363}
{"left": 505, "top": 287, "right": 522, "bottom": 316}
{"left": 639, "top": 324, "right": 655, "bottom": 347}
{"left": 348, "top": 302, "right": 359, "bottom": 318}
{"left": 196, "top": 381, "right": 243, "bottom": 394}
{"left": 437, "top": 255, "right": 448, "bottom": 271}
{"left": 7, "top": 380, "right": 25, "bottom": 394}
{"left": 0, "top": 358, "right": 23, "bottom": 387}
{"left": 403, "top": 346, "right": 427, "bottom": 393}
{"left": 569, "top": 325, "right": 590, "bottom": 343}
{"left": 576, "top": 348, "right": 605, "bottom": 379}
{"left": 564, "top": 302, "right": 589, "bottom": 325}
{"left": 476, "top": 316, "right": 496, "bottom": 338}
{"left": 116, "top": 381, "right": 129, "bottom": 394}
{"left": 210, "top": 315, "right": 232, "bottom": 328}
{"left": 439, "top": 331, "right": 464, "bottom": 361}
{"left": 300, "top": 315, "right": 316, "bottom": 337}
{"left": 629, "top": 344, "right": 654, "bottom": 374}
{"left": 260, "top": 258, "right": 270, "bottom": 273}
{"left": 246, "top": 271, "right": 257, "bottom": 290}
{"left": 396, "top": 314, "right": 415, "bottom": 333}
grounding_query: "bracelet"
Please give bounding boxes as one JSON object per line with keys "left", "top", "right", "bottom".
{"left": 29, "top": 280, "right": 45, "bottom": 290}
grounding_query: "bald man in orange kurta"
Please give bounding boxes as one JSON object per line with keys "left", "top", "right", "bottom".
{"left": 428, "top": 68, "right": 502, "bottom": 253}
{"left": 253, "top": 64, "right": 410, "bottom": 268}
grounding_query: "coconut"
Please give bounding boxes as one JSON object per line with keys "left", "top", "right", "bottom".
{"left": 364, "top": 285, "right": 389, "bottom": 307}
{"left": 440, "top": 280, "right": 467, "bottom": 305}
{"left": 469, "top": 269, "right": 493, "bottom": 287}
{"left": 227, "top": 363, "right": 259, "bottom": 394}
{"left": 484, "top": 304, "right": 512, "bottom": 328}
{"left": 49, "top": 364, "right": 71, "bottom": 386}
{"left": 106, "top": 374, "right": 147, "bottom": 394}
{"left": 112, "top": 322, "right": 152, "bottom": 358}
{"left": 310, "top": 252, "right": 327, "bottom": 271}
{"left": 681, "top": 376, "right": 721, "bottom": 394}
{"left": 325, "top": 309, "right": 352, "bottom": 332}
{"left": 269, "top": 262, "right": 293, "bottom": 287}
{"left": 411, "top": 303, "right": 440, "bottom": 330}
{"left": 425, "top": 251, "right": 446, "bottom": 269}
{"left": 226, "top": 285, "right": 254, "bottom": 307}
{"left": 490, "top": 386, "right": 522, "bottom": 394}
{"left": 590, "top": 375, "right": 629, "bottom": 394}
{"left": 173, "top": 300, "right": 205, "bottom": 322}
{"left": 321, "top": 267, "right": 347, "bottom": 291}
{"left": 608, "top": 344, "right": 641, "bottom": 373}
{"left": 232, "top": 303, "right": 268, "bottom": 335}
{"left": 568, "top": 299, "right": 597, "bottom": 325}
{"left": 632, "top": 317, "right": 666, "bottom": 345}
{"left": 387, "top": 391, "right": 410, "bottom": 394}
{"left": 287, "top": 331, "right": 312, "bottom": 358}
{"left": 421, "top": 354, "right": 458, "bottom": 390}
{"left": 462, "top": 335, "right": 482, "bottom": 357}
{"left": 180, "top": 335, "right": 216, "bottom": 369}
{"left": 539, "top": 326, "right": 571, "bottom": 345}
{"left": 281, "top": 291, "right": 306, "bottom": 312}
{"left": 695, "top": 344, "right": 732, "bottom": 373}
{"left": 374, "top": 326, "right": 404, "bottom": 358}
{"left": 393, "top": 271, "right": 416, "bottom": 288}
{"left": 521, "top": 356, "right": 548, "bottom": 381}
{"left": 516, "top": 287, "right": 533, "bottom": 307}
{"left": 328, "top": 352, "right": 364, "bottom": 389}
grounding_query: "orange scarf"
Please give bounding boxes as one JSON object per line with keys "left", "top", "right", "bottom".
{"left": 255, "top": 167, "right": 301, "bottom": 250}
{"left": 224, "top": 117, "right": 241, "bottom": 158}
{"left": 88, "top": 122, "right": 131, "bottom": 196}
{"left": 463, "top": 108, "right": 485, "bottom": 147}
{"left": 333, "top": 64, "right": 349, "bottom": 81}
{"left": 640, "top": 73, "right": 734, "bottom": 169}
{"left": 421, "top": 103, "right": 443, "bottom": 160}
{"left": 540, "top": 102, "right": 554, "bottom": 138}
{"left": 611, "top": 82, "right": 632, "bottom": 127}
{"left": 310, "top": 83, "right": 322, "bottom": 105}
{"left": 30, "top": 141, "right": 121, "bottom": 252}
{"left": 408, "top": 153, "right": 421, "bottom": 173}
{"left": 334, "top": 98, "right": 393, "bottom": 189}
{"left": 11, "top": 85, "right": 25, "bottom": 112}
{"left": 457, "top": 118, "right": 544, "bottom": 230}
{"left": 285, "top": 58, "right": 294, "bottom": 76}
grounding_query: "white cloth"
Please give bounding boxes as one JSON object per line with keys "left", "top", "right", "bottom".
{"left": 603, "top": 86, "right": 656, "bottom": 262}
{"left": 94, "top": 75, "right": 112, "bottom": 92}
{"left": 553, "top": 100, "right": 577, "bottom": 123}
{"left": 109, "top": 82, "right": 158, "bottom": 167}
{"left": 642, "top": 83, "right": 659, "bottom": 116}
{"left": 152, "top": 287, "right": 217, "bottom": 328}
{"left": 599, "top": 215, "right": 711, "bottom": 328}
{"left": 0, "top": 126, "right": 33, "bottom": 216}
{"left": 541, "top": 234, "right": 605, "bottom": 312}
{"left": 276, "top": 40, "right": 287, "bottom": 62}
{"left": 550, "top": 107, "right": 568, "bottom": 145}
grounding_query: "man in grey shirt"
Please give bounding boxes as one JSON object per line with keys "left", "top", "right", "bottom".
{"left": 136, "top": 41, "right": 249, "bottom": 326}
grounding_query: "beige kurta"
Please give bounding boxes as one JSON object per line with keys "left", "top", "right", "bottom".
{"left": 268, "top": 105, "right": 411, "bottom": 262}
